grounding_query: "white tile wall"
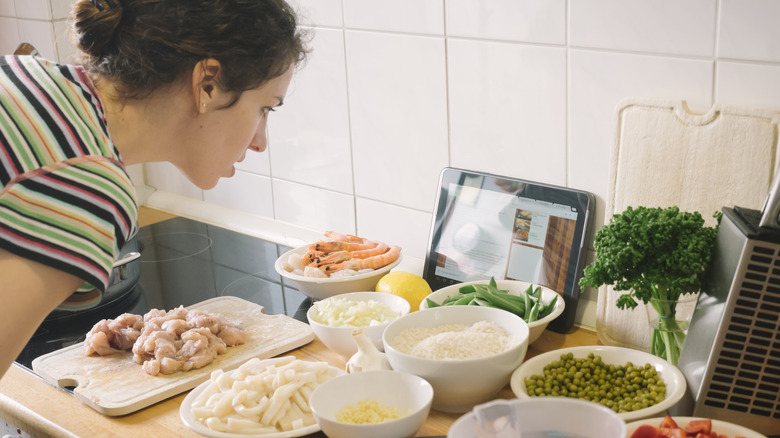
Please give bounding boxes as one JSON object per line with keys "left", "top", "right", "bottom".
{"left": 343, "top": 0, "right": 444, "bottom": 35}
{"left": 718, "top": 0, "right": 780, "bottom": 62}
{"left": 569, "top": 0, "right": 716, "bottom": 56}
{"left": 0, "top": 17, "right": 19, "bottom": 54}
{"left": 446, "top": 0, "right": 565, "bottom": 44}
{"left": 272, "top": 179, "right": 356, "bottom": 234}
{"left": 4, "top": 1, "right": 780, "bottom": 328}
{"left": 270, "top": 28, "right": 352, "bottom": 194}
{"left": 345, "top": 30, "right": 449, "bottom": 212}
{"left": 0, "top": 0, "right": 16, "bottom": 17}
{"left": 203, "top": 172, "right": 274, "bottom": 217}
{"left": 287, "top": 0, "right": 343, "bottom": 28}
{"left": 567, "top": 49, "right": 713, "bottom": 227}
{"left": 447, "top": 39, "right": 567, "bottom": 186}
{"left": 16, "top": 19, "right": 56, "bottom": 59}
{"left": 13, "top": 0, "right": 50, "bottom": 20}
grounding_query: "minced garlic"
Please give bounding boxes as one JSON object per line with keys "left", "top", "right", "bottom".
{"left": 336, "top": 399, "right": 401, "bottom": 424}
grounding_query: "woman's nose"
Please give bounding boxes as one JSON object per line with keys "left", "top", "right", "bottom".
{"left": 249, "top": 124, "right": 268, "bottom": 153}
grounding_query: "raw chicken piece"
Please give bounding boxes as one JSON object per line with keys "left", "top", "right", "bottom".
{"left": 84, "top": 320, "right": 120, "bottom": 356}
{"left": 217, "top": 325, "right": 247, "bottom": 346}
{"left": 85, "top": 305, "right": 246, "bottom": 376}
{"left": 84, "top": 313, "right": 144, "bottom": 355}
{"left": 178, "top": 328, "right": 227, "bottom": 372}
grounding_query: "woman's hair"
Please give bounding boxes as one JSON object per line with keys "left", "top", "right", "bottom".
{"left": 72, "top": 0, "right": 309, "bottom": 105}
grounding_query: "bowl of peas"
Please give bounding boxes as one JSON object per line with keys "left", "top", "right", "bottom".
{"left": 510, "top": 345, "right": 686, "bottom": 422}
{"left": 420, "top": 278, "right": 564, "bottom": 345}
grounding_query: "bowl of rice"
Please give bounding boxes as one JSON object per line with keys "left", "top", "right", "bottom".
{"left": 382, "top": 305, "right": 530, "bottom": 413}
{"left": 309, "top": 370, "right": 433, "bottom": 438}
{"left": 275, "top": 244, "right": 402, "bottom": 300}
{"left": 307, "top": 291, "right": 411, "bottom": 359}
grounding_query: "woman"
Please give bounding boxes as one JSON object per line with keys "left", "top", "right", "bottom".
{"left": 0, "top": 0, "right": 308, "bottom": 377}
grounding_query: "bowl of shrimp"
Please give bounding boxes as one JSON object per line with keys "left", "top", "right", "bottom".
{"left": 275, "top": 231, "right": 403, "bottom": 300}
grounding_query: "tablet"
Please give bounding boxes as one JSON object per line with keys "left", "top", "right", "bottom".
{"left": 423, "top": 168, "right": 595, "bottom": 332}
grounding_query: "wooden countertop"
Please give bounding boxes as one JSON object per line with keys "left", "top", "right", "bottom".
{"left": 0, "top": 207, "right": 599, "bottom": 437}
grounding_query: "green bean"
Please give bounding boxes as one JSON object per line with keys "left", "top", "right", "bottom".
{"left": 442, "top": 292, "right": 476, "bottom": 305}
{"left": 458, "top": 284, "right": 477, "bottom": 294}
{"left": 472, "top": 297, "right": 496, "bottom": 308}
{"left": 527, "top": 300, "right": 540, "bottom": 322}
{"left": 432, "top": 277, "right": 559, "bottom": 324}
{"left": 453, "top": 294, "right": 476, "bottom": 306}
{"left": 539, "top": 295, "right": 558, "bottom": 318}
{"left": 475, "top": 287, "right": 524, "bottom": 315}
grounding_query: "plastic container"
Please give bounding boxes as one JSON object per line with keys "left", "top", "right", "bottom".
{"left": 448, "top": 398, "right": 626, "bottom": 438}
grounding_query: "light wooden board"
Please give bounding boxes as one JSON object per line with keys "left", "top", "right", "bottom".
{"left": 596, "top": 98, "right": 780, "bottom": 350}
{"left": 31, "top": 296, "right": 314, "bottom": 416}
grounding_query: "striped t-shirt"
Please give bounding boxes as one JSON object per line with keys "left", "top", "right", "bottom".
{"left": 0, "top": 55, "right": 138, "bottom": 293}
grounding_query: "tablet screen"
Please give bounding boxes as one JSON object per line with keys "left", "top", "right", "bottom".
{"left": 423, "top": 168, "right": 595, "bottom": 331}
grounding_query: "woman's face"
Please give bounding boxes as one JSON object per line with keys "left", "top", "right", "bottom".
{"left": 178, "top": 67, "right": 294, "bottom": 189}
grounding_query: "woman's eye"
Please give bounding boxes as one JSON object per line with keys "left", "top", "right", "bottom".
{"left": 262, "top": 107, "right": 276, "bottom": 116}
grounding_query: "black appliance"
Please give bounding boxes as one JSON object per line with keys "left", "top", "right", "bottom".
{"left": 15, "top": 216, "right": 311, "bottom": 372}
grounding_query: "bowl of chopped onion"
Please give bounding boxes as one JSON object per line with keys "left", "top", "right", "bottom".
{"left": 309, "top": 370, "right": 433, "bottom": 438}
{"left": 420, "top": 279, "right": 565, "bottom": 345}
{"left": 383, "top": 305, "right": 530, "bottom": 413}
{"left": 275, "top": 235, "right": 402, "bottom": 300}
{"left": 307, "top": 291, "right": 411, "bottom": 359}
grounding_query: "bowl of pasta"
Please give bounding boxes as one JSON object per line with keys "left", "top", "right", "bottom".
{"left": 180, "top": 356, "right": 344, "bottom": 437}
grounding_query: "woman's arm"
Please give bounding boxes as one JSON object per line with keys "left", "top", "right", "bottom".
{"left": 0, "top": 248, "right": 83, "bottom": 378}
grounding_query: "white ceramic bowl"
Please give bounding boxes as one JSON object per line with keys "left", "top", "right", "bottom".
{"left": 510, "top": 345, "right": 687, "bottom": 422}
{"left": 275, "top": 245, "right": 402, "bottom": 300}
{"left": 309, "top": 370, "right": 433, "bottom": 438}
{"left": 419, "top": 279, "right": 565, "bottom": 345}
{"left": 306, "top": 291, "right": 411, "bottom": 359}
{"left": 448, "top": 397, "right": 626, "bottom": 438}
{"left": 625, "top": 416, "right": 765, "bottom": 438}
{"left": 383, "top": 305, "right": 530, "bottom": 413}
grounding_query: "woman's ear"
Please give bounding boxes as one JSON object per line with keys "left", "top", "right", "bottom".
{"left": 192, "top": 59, "right": 222, "bottom": 113}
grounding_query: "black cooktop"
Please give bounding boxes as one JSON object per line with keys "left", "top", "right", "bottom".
{"left": 15, "top": 216, "right": 311, "bottom": 371}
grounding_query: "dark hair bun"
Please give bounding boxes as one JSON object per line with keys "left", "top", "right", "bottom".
{"left": 71, "top": 0, "right": 123, "bottom": 57}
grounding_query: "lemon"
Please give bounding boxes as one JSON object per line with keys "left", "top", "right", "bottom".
{"left": 375, "top": 271, "right": 432, "bottom": 312}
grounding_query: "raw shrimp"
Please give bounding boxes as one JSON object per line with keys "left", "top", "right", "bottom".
{"left": 281, "top": 232, "right": 402, "bottom": 278}
{"left": 313, "top": 242, "right": 389, "bottom": 266}
{"left": 309, "top": 239, "right": 377, "bottom": 253}
{"left": 323, "top": 231, "right": 362, "bottom": 242}
{"left": 322, "top": 245, "right": 401, "bottom": 273}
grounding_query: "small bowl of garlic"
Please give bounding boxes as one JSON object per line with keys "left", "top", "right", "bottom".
{"left": 309, "top": 370, "right": 433, "bottom": 438}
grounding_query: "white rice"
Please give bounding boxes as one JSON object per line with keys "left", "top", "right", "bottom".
{"left": 389, "top": 320, "right": 519, "bottom": 360}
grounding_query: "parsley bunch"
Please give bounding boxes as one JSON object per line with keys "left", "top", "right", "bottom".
{"left": 579, "top": 206, "right": 721, "bottom": 364}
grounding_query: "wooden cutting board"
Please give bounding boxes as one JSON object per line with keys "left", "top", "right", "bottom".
{"left": 596, "top": 97, "right": 780, "bottom": 350}
{"left": 31, "top": 296, "right": 315, "bottom": 416}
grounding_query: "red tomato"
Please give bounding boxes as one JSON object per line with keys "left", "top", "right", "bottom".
{"left": 631, "top": 424, "right": 662, "bottom": 438}
{"left": 658, "top": 427, "right": 689, "bottom": 438}
{"left": 684, "top": 419, "right": 713, "bottom": 435}
{"left": 660, "top": 415, "right": 680, "bottom": 429}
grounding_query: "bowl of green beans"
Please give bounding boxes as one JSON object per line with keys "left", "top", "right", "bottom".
{"left": 420, "top": 278, "right": 564, "bottom": 344}
{"left": 510, "top": 345, "right": 687, "bottom": 422}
